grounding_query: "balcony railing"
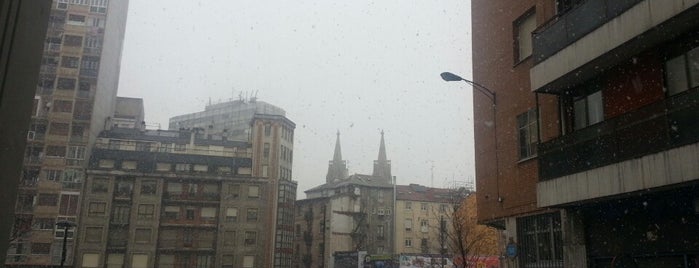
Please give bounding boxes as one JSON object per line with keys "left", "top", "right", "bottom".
{"left": 163, "top": 192, "right": 220, "bottom": 202}
{"left": 539, "top": 88, "right": 699, "bottom": 181}
{"left": 532, "top": 0, "right": 643, "bottom": 64}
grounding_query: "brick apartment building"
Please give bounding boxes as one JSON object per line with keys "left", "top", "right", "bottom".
{"left": 472, "top": 0, "right": 699, "bottom": 267}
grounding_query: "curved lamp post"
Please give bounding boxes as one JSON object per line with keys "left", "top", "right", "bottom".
{"left": 440, "top": 72, "right": 502, "bottom": 203}
{"left": 55, "top": 220, "right": 76, "bottom": 268}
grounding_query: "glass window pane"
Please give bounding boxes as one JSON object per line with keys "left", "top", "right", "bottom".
{"left": 573, "top": 98, "right": 587, "bottom": 130}
{"left": 666, "top": 55, "right": 688, "bottom": 95}
{"left": 687, "top": 47, "right": 699, "bottom": 88}
{"left": 518, "top": 13, "right": 536, "bottom": 60}
{"left": 587, "top": 91, "right": 604, "bottom": 125}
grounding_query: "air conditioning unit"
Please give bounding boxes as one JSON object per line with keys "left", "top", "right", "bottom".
{"left": 27, "top": 131, "right": 35, "bottom": 140}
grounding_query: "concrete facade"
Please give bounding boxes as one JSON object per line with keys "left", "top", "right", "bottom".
{"left": 393, "top": 185, "right": 453, "bottom": 256}
{"left": 5, "top": 0, "right": 129, "bottom": 266}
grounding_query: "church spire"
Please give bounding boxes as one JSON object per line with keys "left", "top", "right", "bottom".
{"left": 326, "top": 130, "right": 348, "bottom": 183}
{"left": 372, "top": 130, "right": 392, "bottom": 183}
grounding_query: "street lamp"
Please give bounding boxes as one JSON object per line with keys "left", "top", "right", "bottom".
{"left": 440, "top": 72, "right": 502, "bottom": 203}
{"left": 55, "top": 220, "right": 76, "bottom": 268}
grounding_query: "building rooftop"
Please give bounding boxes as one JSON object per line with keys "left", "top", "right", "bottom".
{"left": 395, "top": 184, "right": 459, "bottom": 203}
{"left": 99, "top": 127, "right": 251, "bottom": 148}
{"left": 305, "top": 173, "right": 394, "bottom": 193}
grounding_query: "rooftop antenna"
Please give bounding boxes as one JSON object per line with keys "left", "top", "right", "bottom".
{"left": 430, "top": 161, "right": 435, "bottom": 188}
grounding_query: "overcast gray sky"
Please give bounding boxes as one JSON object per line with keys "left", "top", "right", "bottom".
{"left": 117, "top": 0, "right": 474, "bottom": 197}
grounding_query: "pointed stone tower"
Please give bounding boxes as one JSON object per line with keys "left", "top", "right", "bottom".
{"left": 326, "top": 131, "right": 348, "bottom": 183}
{"left": 372, "top": 131, "right": 392, "bottom": 183}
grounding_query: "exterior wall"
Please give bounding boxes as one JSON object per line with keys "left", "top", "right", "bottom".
{"left": 471, "top": 0, "right": 558, "bottom": 223}
{"left": 294, "top": 198, "right": 329, "bottom": 268}
{"left": 0, "top": 0, "right": 53, "bottom": 264}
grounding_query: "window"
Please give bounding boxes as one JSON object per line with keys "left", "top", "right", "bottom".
{"left": 405, "top": 201, "right": 412, "bottom": 210}
{"left": 108, "top": 140, "right": 121, "bottom": 150}
{"left": 224, "top": 231, "right": 236, "bottom": 246}
{"left": 247, "top": 208, "right": 258, "bottom": 222}
{"left": 243, "top": 256, "right": 255, "bottom": 268}
{"left": 556, "top": 0, "right": 584, "bottom": 14}
{"left": 158, "top": 255, "right": 174, "bottom": 268}
{"left": 185, "top": 207, "right": 195, "bottom": 220}
{"left": 88, "top": 202, "right": 106, "bottom": 216}
{"left": 196, "top": 256, "right": 212, "bottom": 268}
{"left": 82, "top": 253, "right": 100, "bottom": 267}
{"left": 59, "top": 194, "right": 79, "bottom": 215}
{"left": 201, "top": 207, "right": 216, "bottom": 220}
{"left": 377, "top": 225, "right": 384, "bottom": 237}
{"left": 61, "top": 56, "right": 80, "bottom": 68}
{"left": 63, "top": 35, "right": 83, "bottom": 47}
{"left": 98, "top": 159, "right": 115, "bottom": 168}
{"left": 514, "top": 9, "right": 536, "bottom": 62}
{"left": 167, "top": 182, "right": 182, "bottom": 195}
{"left": 57, "top": 77, "right": 76, "bottom": 90}
{"left": 405, "top": 238, "right": 413, "bottom": 247}
{"left": 85, "top": 227, "right": 103, "bottom": 242}
{"left": 135, "top": 228, "right": 152, "bottom": 243}
{"left": 132, "top": 254, "right": 149, "bottom": 268}
{"left": 420, "top": 203, "right": 428, "bottom": 211}
{"left": 141, "top": 180, "right": 157, "bottom": 195}
{"left": 264, "top": 124, "right": 271, "bottom": 136}
{"left": 68, "top": 11, "right": 88, "bottom": 20}
{"left": 517, "top": 213, "right": 563, "bottom": 268}
{"left": 45, "top": 169, "right": 62, "bottom": 181}
{"left": 122, "top": 160, "right": 137, "bottom": 170}
{"left": 112, "top": 205, "right": 130, "bottom": 224}
{"left": 573, "top": 90, "right": 603, "bottom": 130}
{"left": 404, "top": 219, "right": 412, "bottom": 232}
{"left": 193, "top": 164, "right": 208, "bottom": 172}
{"left": 420, "top": 219, "right": 429, "bottom": 232}
{"left": 228, "top": 184, "right": 240, "bottom": 198}
{"left": 92, "top": 178, "right": 109, "bottom": 193}
{"left": 49, "top": 122, "right": 69, "bottom": 136}
{"left": 156, "top": 163, "right": 171, "bottom": 171}
{"left": 53, "top": 100, "right": 72, "bottom": 112}
{"left": 106, "top": 253, "right": 124, "bottom": 268}
{"left": 244, "top": 231, "right": 256, "bottom": 246}
{"left": 31, "top": 243, "right": 51, "bottom": 254}
{"left": 67, "top": 145, "right": 86, "bottom": 160}
{"left": 33, "top": 218, "right": 55, "bottom": 230}
{"left": 159, "top": 143, "right": 172, "bottom": 152}
{"left": 37, "top": 194, "right": 58, "bottom": 206}
{"left": 248, "top": 185, "right": 260, "bottom": 198}
{"left": 138, "top": 204, "right": 155, "bottom": 219}
{"left": 135, "top": 142, "right": 151, "bottom": 151}
{"left": 439, "top": 204, "right": 447, "bottom": 212}
{"left": 226, "top": 208, "right": 238, "bottom": 222}
{"left": 222, "top": 255, "right": 234, "bottom": 268}
{"left": 175, "top": 163, "right": 190, "bottom": 172}
{"left": 174, "top": 143, "right": 186, "bottom": 151}
{"left": 164, "top": 206, "right": 179, "bottom": 219}
{"left": 263, "top": 143, "right": 270, "bottom": 158}
{"left": 665, "top": 46, "right": 699, "bottom": 95}
{"left": 517, "top": 108, "right": 539, "bottom": 159}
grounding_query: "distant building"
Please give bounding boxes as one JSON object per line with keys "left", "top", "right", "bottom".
{"left": 168, "top": 98, "right": 286, "bottom": 141}
{"left": 295, "top": 132, "right": 395, "bottom": 268}
{"left": 6, "top": 0, "right": 129, "bottom": 266}
{"left": 393, "top": 184, "right": 454, "bottom": 255}
{"left": 112, "top": 97, "right": 145, "bottom": 130}
{"left": 169, "top": 99, "right": 297, "bottom": 268}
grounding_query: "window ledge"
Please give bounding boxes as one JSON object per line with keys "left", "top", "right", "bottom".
{"left": 517, "top": 155, "right": 537, "bottom": 164}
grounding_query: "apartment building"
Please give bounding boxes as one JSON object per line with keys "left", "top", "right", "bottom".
{"left": 472, "top": 0, "right": 699, "bottom": 267}
{"left": 393, "top": 184, "right": 453, "bottom": 256}
{"left": 169, "top": 99, "right": 297, "bottom": 267}
{"left": 75, "top": 127, "right": 270, "bottom": 268}
{"left": 6, "top": 0, "right": 129, "bottom": 266}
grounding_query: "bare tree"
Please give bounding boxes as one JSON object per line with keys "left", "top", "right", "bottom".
{"left": 439, "top": 188, "right": 499, "bottom": 268}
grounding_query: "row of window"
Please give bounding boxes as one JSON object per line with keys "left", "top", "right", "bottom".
{"left": 403, "top": 201, "right": 448, "bottom": 212}
{"left": 79, "top": 253, "right": 256, "bottom": 268}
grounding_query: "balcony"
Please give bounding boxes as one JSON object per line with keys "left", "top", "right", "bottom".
{"left": 532, "top": 0, "right": 642, "bottom": 64}
{"left": 158, "top": 239, "right": 215, "bottom": 251}
{"left": 530, "top": 0, "right": 699, "bottom": 93}
{"left": 540, "top": 88, "right": 699, "bottom": 180}
{"left": 537, "top": 89, "right": 699, "bottom": 206}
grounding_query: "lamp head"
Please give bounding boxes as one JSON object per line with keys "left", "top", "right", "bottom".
{"left": 440, "top": 72, "right": 464, "bottom": 82}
